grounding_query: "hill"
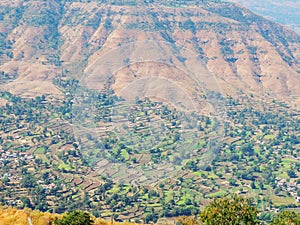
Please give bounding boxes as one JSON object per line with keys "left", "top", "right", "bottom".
{"left": 0, "top": 0, "right": 299, "bottom": 106}
{"left": 228, "top": 0, "right": 300, "bottom": 34}
{"left": 0, "top": 0, "right": 299, "bottom": 223}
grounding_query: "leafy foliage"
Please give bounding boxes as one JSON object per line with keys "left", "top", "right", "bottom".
{"left": 198, "top": 195, "right": 260, "bottom": 225}
{"left": 179, "top": 216, "right": 202, "bottom": 225}
{"left": 54, "top": 211, "right": 94, "bottom": 225}
{"left": 270, "top": 211, "right": 300, "bottom": 225}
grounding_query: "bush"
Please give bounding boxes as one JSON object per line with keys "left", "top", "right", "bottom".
{"left": 54, "top": 211, "right": 94, "bottom": 225}
{"left": 198, "top": 194, "right": 260, "bottom": 225}
{"left": 270, "top": 211, "right": 300, "bottom": 225}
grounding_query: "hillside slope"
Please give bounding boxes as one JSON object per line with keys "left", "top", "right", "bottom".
{"left": 0, "top": 1, "right": 299, "bottom": 222}
{"left": 229, "top": 0, "right": 300, "bottom": 34}
{"left": 0, "top": 0, "right": 299, "bottom": 106}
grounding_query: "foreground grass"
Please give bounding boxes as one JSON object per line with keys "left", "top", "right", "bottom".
{"left": 0, "top": 207, "right": 136, "bottom": 225}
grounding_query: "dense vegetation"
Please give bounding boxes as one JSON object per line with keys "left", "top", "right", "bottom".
{"left": 0, "top": 0, "right": 299, "bottom": 223}
{"left": 0, "top": 195, "right": 299, "bottom": 224}
{"left": 0, "top": 78, "right": 299, "bottom": 223}
{"left": 180, "top": 195, "right": 300, "bottom": 225}
{"left": 54, "top": 211, "right": 94, "bottom": 225}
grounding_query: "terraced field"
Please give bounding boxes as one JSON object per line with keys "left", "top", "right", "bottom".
{"left": 0, "top": 0, "right": 299, "bottom": 223}
{"left": 0, "top": 82, "right": 299, "bottom": 222}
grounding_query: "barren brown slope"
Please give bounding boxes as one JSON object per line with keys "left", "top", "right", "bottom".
{"left": 0, "top": 0, "right": 299, "bottom": 106}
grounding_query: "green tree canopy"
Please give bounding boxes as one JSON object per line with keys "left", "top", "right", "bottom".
{"left": 270, "top": 211, "right": 300, "bottom": 225}
{"left": 21, "top": 174, "right": 36, "bottom": 188}
{"left": 199, "top": 194, "right": 260, "bottom": 225}
{"left": 54, "top": 211, "right": 94, "bottom": 225}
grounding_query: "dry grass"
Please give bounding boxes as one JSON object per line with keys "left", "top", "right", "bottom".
{"left": 0, "top": 207, "right": 56, "bottom": 225}
{"left": 0, "top": 207, "right": 140, "bottom": 225}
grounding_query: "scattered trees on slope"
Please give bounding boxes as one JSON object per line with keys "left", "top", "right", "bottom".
{"left": 180, "top": 195, "right": 300, "bottom": 225}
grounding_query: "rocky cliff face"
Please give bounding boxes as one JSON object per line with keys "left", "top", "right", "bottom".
{"left": 0, "top": 0, "right": 299, "bottom": 106}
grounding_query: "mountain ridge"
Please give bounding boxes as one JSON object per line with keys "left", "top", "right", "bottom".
{"left": 228, "top": 0, "right": 300, "bottom": 34}
{"left": 0, "top": 0, "right": 299, "bottom": 107}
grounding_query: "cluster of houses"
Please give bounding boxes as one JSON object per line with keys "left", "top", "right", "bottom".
{"left": 275, "top": 178, "right": 300, "bottom": 203}
{"left": 0, "top": 149, "right": 34, "bottom": 163}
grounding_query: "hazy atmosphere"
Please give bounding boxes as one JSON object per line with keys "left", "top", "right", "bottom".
{"left": 0, "top": 0, "right": 299, "bottom": 224}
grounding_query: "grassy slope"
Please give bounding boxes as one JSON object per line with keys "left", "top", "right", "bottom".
{"left": 0, "top": 207, "right": 136, "bottom": 225}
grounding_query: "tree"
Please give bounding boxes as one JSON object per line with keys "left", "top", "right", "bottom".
{"left": 229, "top": 178, "right": 237, "bottom": 186}
{"left": 54, "top": 211, "right": 94, "bottom": 225}
{"left": 287, "top": 170, "right": 297, "bottom": 178}
{"left": 21, "top": 174, "right": 36, "bottom": 188}
{"left": 2, "top": 175, "right": 10, "bottom": 185}
{"left": 198, "top": 194, "right": 260, "bottom": 225}
{"left": 270, "top": 211, "right": 300, "bottom": 225}
{"left": 241, "top": 143, "right": 254, "bottom": 156}
{"left": 20, "top": 197, "right": 32, "bottom": 209}
{"left": 144, "top": 213, "right": 158, "bottom": 224}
